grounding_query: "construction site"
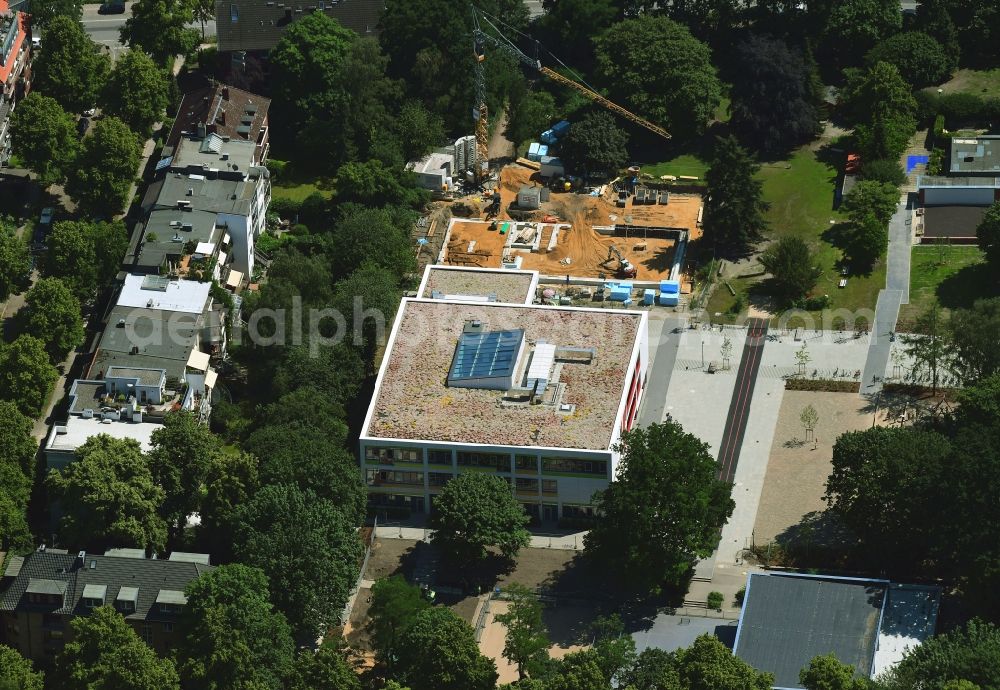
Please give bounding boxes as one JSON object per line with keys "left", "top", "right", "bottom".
{"left": 435, "top": 164, "right": 702, "bottom": 285}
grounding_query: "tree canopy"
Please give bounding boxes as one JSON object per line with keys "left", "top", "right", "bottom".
{"left": 876, "top": 619, "right": 1000, "bottom": 689}
{"left": 800, "top": 653, "right": 870, "bottom": 690}
{"left": 729, "top": 34, "right": 821, "bottom": 156}
{"left": 45, "top": 219, "right": 126, "bottom": 301}
{"left": 9, "top": 93, "right": 79, "bottom": 186}
{"left": 47, "top": 434, "right": 167, "bottom": 552}
{"left": 232, "top": 484, "right": 363, "bottom": 641}
{"left": 0, "top": 644, "right": 44, "bottom": 690}
{"left": 177, "top": 564, "right": 295, "bottom": 689}
{"left": 0, "top": 220, "right": 30, "bottom": 301}
{"left": 948, "top": 297, "right": 1000, "bottom": 384}
{"left": 759, "top": 236, "right": 822, "bottom": 302}
{"left": 865, "top": 31, "right": 954, "bottom": 88}
{"left": 120, "top": 0, "right": 199, "bottom": 62}
{"left": 149, "top": 410, "right": 221, "bottom": 536}
{"left": 56, "top": 606, "right": 180, "bottom": 689}
{"left": 368, "top": 575, "right": 431, "bottom": 671}
{"left": 22, "top": 277, "right": 85, "bottom": 361}
{"left": 975, "top": 201, "right": 1000, "bottom": 269}
{"left": 703, "top": 136, "right": 769, "bottom": 255}
{"left": 585, "top": 420, "right": 735, "bottom": 593}
{"left": 843, "top": 180, "right": 899, "bottom": 227}
{"left": 0, "top": 335, "right": 59, "bottom": 417}
{"left": 822, "top": 0, "right": 902, "bottom": 69}
{"left": 594, "top": 16, "right": 722, "bottom": 141}
{"left": 496, "top": 583, "right": 551, "bottom": 680}
{"left": 428, "top": 472, "right": 531, "bottom": 561}
{"left": 289, "top": 643, "right": 362, "bottom": 690}
{"left": 32, "top": 15, "right": 110, "bottom": 113}
{"left": 559, "top": 112, "right": 629, "bottom": 176}
{"left": 395, "top": 607, "right": 498, "bottom": 690}
{"left": 65, "top": 117, "right": 142, "bottom": 218}
{"left": 27, "top": 0, "right": 83, "bottom": 28}
{"left": 100, "top": 49, "right": 170, "bottom": 135}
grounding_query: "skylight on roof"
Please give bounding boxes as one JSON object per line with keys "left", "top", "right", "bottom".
{"left": 447, "top": 329, "right": 524, "bottom": 390}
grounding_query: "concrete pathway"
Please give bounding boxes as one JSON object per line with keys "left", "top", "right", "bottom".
{"left": 860, "top": 194, "right": 913, "bottom": 394}
{"left": 636, "top": 314, "right": 683, "bottom": 428}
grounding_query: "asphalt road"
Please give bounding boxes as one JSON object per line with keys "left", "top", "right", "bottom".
{"left": 76, "top": 2, "right": 216, "bottom": 53}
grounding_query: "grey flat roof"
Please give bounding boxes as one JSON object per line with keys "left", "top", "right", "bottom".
{"left": 919, "top": 175, "right": 1000, "bottom": 188}
{"left": 91, "top": 305, "right": 201, "bottom": 380}
{"left": 735, "top": 574, "right": 884, "bottom": 689}
{"left": 950, "top": 136, "right": 1000, "bottom": 175}
{"left": 155, "top": 589, "right": 188, "bottom": 605}
{"left": 922, "top": 205, "right": 988, "bottom": 238}
{"left": 104, "top": 548, "right": 146, "bottom": 560}
{"left": 68, "top": 380, "right": 106, "bottom": 414}
{"left": 106, "top": 367, "right": 165, "bottom": 387}
{"left": 167, "top": 552, "right": 211, "bottom": 565}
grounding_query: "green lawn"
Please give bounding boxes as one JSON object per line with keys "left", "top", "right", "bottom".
{"left": 271, "top": 177, "right": 335, "bottom": 202}
{"left": 642, "top": 154, "right": 710, "bottom": 181}
{"left": 899, "top": 245, "right": 989, "bottom": 325}
{"left": 707, "top": 146, "right": 885, "bottom": 324}
{"left": 930, "top": 68, "right": 1000, "bottom": 96}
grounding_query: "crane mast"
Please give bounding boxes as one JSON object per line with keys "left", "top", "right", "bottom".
{"left": 470, "top": 7, "right": 670, "bottom": 182}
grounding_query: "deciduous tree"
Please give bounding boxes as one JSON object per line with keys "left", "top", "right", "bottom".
{"left": 0, "top": 401, "right": 37, "bottom": 477}
{"left": 327, "top": 205, "right": 416, "bottom": 281}
{"left": 395, "top": 607, "right": 498, "bottom": 690}
{"left": 149, "top": 411, "right": 220, "bottom": 535}
{"left": 32, "top": 16, "right": 110, "bottom": 113}
{"left": 177, "top": 564, "right": 295, "bottom": 690}
{"left": 876, "top": 620, "right": 1000, "bottom": 689}
{"left": 703, "top": 136, "right": 768, "bottom": 255}
{"left": 289, "top": 642, "right": 361, "bottom": 690}
{"left": 0, "top": 643, "right": 44, "bottom": 689}
{"left": 585, "top": 420, "right": 735, "bottom": 593}
{"left": 843, "top": 180, "right": 900, "bottom": 226}
{"left": 47, "top": 435, "right": 167, "bottom": 552}
{"left": 496, "top": 584, "right": 550, "bottom": 680}
{"left": 56, "top": 606, "right": 179, "bottom": 689}
{"left": 428, "top": 472, "right": 531, "bottom": 562}
{"left": 100, "top": 49, "right": 170, "bottom": 135}
{"left": 395, "top": 100, "right": 446, "bottom": 162}
{"left": 0, "top": 220, "right": 30, "bottom": 301}
{"left": 826, "top": 426, "right": 952, "bottom": 569}
{"left": 368, "top": 575, "right": 430, "bottom": 671}
{"left": 822, "top": 0, "right": 901, "bottom": 69}
{"left": 760, "top": 236, "right": 823, "bottom": 301}
{"left": 22, "top": 277, "right": 84, "bottom": 361}
{"left": 0, "top": 335, "right": 59, "bottom": 417}
{"left": 594, "top": 16, "right": 722, "bottom": 141}
{"left": 232, "top": 484, "right": 363, "bottom": 641}
{"left": 948, "top": 297, "right": 1000, "bottom": 384}
{"left": 676, "top": 634, "right": 773, "bottom": 689}
{"left": 902, "top": 304, "right": 950, "bottom": 393}
{"left": 800, "top": 653, "right": 870, "bottom": 690}
{"left": 506, "top": 89, "right": 558, "bottom": 149}
{"left": 28, "top": 0, "right": 83, "bottom": 28}
{"left": 8, "top": 93, "right": 79, "bottom": 185}
{"left": 120, "top": 0, "right": 199, "bottom": 62}
{"left": 840, "top": 61, "right": 918, "bottom": 126}
{"left": 65, "top": 117, "right": 141, "bottom": 217}
{"left": 845, "top": 210, "right": 889, "bottom": 269}
{"left": 196, "top": 449, "right": 259, "bottom": 561}
{"left": 730, "top": 35, "right": 821, "bottom": 156}
{"left": 866, "top": 32, "right": 954, "bottom": 87}
{"left": 559, "top": 111, "right": 629, "bottom": 176}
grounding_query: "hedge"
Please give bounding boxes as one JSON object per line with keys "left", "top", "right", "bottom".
{"left": 785, "top": 378, "right": 861, "bottom": 393}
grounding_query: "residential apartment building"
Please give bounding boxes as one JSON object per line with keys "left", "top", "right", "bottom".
{"left": 128, "top": 126, "right": 270, "bottom": 280}
{"left": 0, "top": 0, "right": 30, "bottom": 164}
{"left": 167, "top": 83, "right": 271, "bottom": 166}
{"left": 0, "top": 549, "right": 212, "bottom": 662}
{"left": 359, "top": 266, "right": 649, "bottom": 521}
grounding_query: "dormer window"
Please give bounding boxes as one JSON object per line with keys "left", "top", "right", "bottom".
{"left": 82, "top": 584, "right": 107, "bottom": 609}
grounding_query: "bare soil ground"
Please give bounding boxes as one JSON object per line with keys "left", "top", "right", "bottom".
{"left": 752, "top": 391, "right": 879, "bottom": 545}
{"left": 364, "top": 537, "right": 419, "bottom": 581}
{"left": 445, "top": 164, "right": 703, "bottom": 281}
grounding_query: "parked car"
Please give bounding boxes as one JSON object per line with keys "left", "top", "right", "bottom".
{"left": 98, "top": 0, "right": 126, "bottom": 13}
{"left": 39, "top": 207, "right": 54, "bottom": 226}
{"left": 77, "top": 117, "right": 91, "bottom": 138}
{"left": 82, "top": 108, "right": 96, "bottom": 117}
{"left": 30, "top": 37, "right": 40, "bottom": 50}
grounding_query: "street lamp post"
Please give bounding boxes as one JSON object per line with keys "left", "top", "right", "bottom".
{"left": 701, "top": 341, "right": 705, "bottom": 370}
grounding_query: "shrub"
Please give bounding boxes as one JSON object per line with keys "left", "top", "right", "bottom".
{"left": 785, "top": 378, "right": 860, "bottom": 392}
{"left": 266, "top": 158, "right": 287, "bottom": 179}
{"left": 735, "top": 586, "right": 746, "bottom": 607}
{"left": 859, "top": 158, "right": 907, "bottom": 185}
{"left": 269, "top": 197, "right": 301, "bottom": 220}
{"left": 707, "top": 591, "right": 724, "bottom": 610}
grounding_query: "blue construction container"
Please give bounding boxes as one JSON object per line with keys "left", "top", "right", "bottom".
{"left": 657, "top": 292, "right": 679, "bottom": 306}
{"left": 660, "top": 279, "right": 680, "bottom": 295}
{"left": 551, "top": 120, "right": 571, "bottom": 137}
{"left": 609, "top": 286, "right": 631, "bottom": 302}
{"left": 527, "top": 142, "right": 541, "bottom": 161}
{"left": 540, "top": 129, "right": 558, "bottom": 145}
{"left": 643, "top": 289, "right": 655, "bottom": 305}
{"left": 537, "top": 143, "right": 549, "bottom": 158}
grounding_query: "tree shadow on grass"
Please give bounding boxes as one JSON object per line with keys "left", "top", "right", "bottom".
{"left": 771, "top": 510, "right": 857, "bottom": 571}
{"left": 936, "top": 261, "right": 1000, "bottom": 309}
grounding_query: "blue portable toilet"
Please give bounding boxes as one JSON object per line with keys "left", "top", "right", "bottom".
{"left": 643, "top": 289, "right": 655, "bottom": 305}
{"left": 537, "top": 143, "right": 549, "bottom": 158}
{"left": 527, "top": 142, "right": 541, "bottom": 161}
{"left": 660, "top": 279, "right": 680, "bottom": 294}
{"left": 609, "top": 286, "right": 631, "bottom": 302}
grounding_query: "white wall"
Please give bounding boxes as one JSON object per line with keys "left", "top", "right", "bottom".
{"left": 218, "top": 213, "right": 251, "bottom": 275}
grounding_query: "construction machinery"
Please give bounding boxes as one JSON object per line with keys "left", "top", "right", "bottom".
{"left": 600, "top": 244, "right": 638, "bottom": 279}
{"left": 471, "top": 7, "right": 670, "bottom": 182}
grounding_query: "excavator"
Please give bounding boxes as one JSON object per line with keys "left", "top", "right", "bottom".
{"left": 600, "top": 244, "right": 637, "bottom": 279}
{"left": 471, "top": 7, "right": 670, "bottom": 182}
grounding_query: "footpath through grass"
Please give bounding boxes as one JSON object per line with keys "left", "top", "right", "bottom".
{"left": 930, "top": 68, "right": 1000, "bottom": 96}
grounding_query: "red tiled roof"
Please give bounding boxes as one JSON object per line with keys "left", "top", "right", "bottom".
{"left": 0, "top": 2, "right": 27, "bottom": 86}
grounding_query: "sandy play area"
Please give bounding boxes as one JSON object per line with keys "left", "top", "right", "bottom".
{"left": 752, "top": 391, "right": 880, "bottom": 545}
{"left": 443, "top": 165, "right": 703, "bottom": 281}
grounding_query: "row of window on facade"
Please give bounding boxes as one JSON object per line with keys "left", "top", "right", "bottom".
{"left": 366, "top": 470, "right": 559, "bottom": 494}
{"left": 368, "top": 492, "right": 596, "bottom": 517}
{"left": 364, "top": 447, "right": 607, "bottom": 476}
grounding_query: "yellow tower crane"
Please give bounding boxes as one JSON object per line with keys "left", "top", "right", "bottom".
{"left": 471, "top": 7, "right": 670, "bottom": 182}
